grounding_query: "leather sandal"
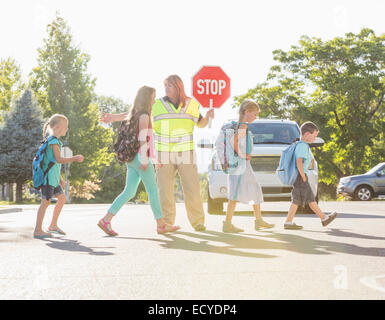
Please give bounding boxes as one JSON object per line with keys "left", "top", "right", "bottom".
{"left": 97, "top": 219, "right": 118, "bottom": 236}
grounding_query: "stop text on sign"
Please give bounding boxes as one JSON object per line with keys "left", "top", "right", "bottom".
{"left": 192, "top": 66, "right": 230, "bottom": 108}
{"left": 196, "top": 79, "right": 227, "bottom": 95}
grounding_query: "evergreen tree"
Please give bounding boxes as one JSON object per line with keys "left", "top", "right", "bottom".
{"left": 30, "top": 14, "right": 114, "bottom": 192}
{"left": 0, "top": 89, "right": 44, "bottom": 203}
{"left": 0, "top": 58, "right": 25, "bottom": 198}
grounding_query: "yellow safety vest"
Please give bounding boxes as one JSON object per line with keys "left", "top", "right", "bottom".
{"left": 152, "top": 97, "right": 200, "bottom": 152}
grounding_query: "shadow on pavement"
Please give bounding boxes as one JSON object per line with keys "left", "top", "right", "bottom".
{"left": 0, "top": 227, "right": 33, "bottom": 242}
{"left": 301, "top": 228, "right": 385, "bottom": 241}
{"left": 116, "top": 235, "right": 276, "bottom": 259}
{"left": 209, "top": 210, "right": 288, "bottom": 216}
{"left": 218, "top": 211, "right": 385, "bottom": 219}
{"left": 40, "top": 237, "right": 115, "bottom": 256}
{"left": 0, "top": 227, "right": 12, "bottom": 233}
{"left": 328, "top": 213, "right": 385, "bottom": 219}
{"left": 241, "top": 230, "right": 385, "bottom": 257}
{"left": 117, "top": 228, "right": 385, "bottom": 259}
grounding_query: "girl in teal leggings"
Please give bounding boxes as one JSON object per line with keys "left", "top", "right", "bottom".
{"left": 98, "top": 86, "right": 180, "bottom": 236}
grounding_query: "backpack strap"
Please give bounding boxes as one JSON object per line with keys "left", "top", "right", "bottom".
{"left": 295, "top": 140, "right": 307, "bottom": 148}
{"left": 42, "top": 135, "right": 57, "bottom": 145}
{"left": 43, "top": 161, "right": 56, "bottom": 186}
{"left": 43, "top": 161, "right": 56, "bottom": 176}
{"left": 42, "top": 136, "right": 58, "bottom": 186}
{"left": 234, "top": 122, "right": 250, "bottom": 156}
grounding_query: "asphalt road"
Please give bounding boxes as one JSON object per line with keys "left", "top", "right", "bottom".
{"left": 1, "top": 201, "right": 385, "bottom": 300}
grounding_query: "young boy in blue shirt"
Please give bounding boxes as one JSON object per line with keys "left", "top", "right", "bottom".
{"left": 284, "top": 121, "right": 337, "bottom": 230}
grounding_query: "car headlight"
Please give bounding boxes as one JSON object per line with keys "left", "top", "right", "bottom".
{"left": 340, "top": 178, "right": 351, "bottom": 185}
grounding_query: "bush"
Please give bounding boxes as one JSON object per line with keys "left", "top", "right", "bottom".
{"left": 136, "top": 190, "right": 148, "bottom": 203}
{"left": 318, "top": 182, "right": 337, "bottom": 201}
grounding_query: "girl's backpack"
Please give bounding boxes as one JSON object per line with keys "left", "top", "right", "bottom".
{"left": 32, "top": 136, "right": 57, "bottom": 190}
{"left": 215, "top": 121, "right": 249, "bottom": 174}
{"left": 276, "top": 140, "right": 306, "bottom": 185}
{"left": 114, "top": 111, "right": 148, "bottom": 163}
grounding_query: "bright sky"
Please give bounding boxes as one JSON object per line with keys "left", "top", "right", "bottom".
{"left": 1, "top": 0, "right": 384, "bottom": 171}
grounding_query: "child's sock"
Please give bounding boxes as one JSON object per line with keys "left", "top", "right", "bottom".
{"left": 285, "top": 221, "right": 293, "bottom": 225}
{"left": 321, "top": 216, "right": 328, "bottom": 222}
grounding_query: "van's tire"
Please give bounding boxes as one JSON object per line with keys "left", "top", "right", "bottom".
{"left": 353, "top": 185, "right": 373, "bottom": 201}
{"left": 207, "top": 190, "right": 224, "bottom": 215}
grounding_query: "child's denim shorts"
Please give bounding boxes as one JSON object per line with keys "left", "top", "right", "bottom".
{"left": 41, "top": 185, "right": 64, "bottom": 201}
{"left": 291, "top": 175, "right": 316, "bottom": 206}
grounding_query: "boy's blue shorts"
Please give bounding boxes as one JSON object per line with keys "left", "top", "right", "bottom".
{"left": 41, "top": 185, "right": 64, "bottom": 201}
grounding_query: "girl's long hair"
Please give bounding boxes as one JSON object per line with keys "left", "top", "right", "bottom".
{"left": 126, "top": 86, "right": 155, "bottom": 128}
{"left": 164, "top": 75, "right": 189, "bottom": 109}
{"left": 238, "top": 99, "right": 259, "bottom": 122}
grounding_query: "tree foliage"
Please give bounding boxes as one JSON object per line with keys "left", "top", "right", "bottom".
{"left": 29, "top": 14, "right": 114, "bottom": 191}
{"left": 235, "top": 28, "right": 385, "bottom": 186}
{"left": 0, "top": 58, "right": 24, "bottom": 122}
{"left": 0, "top": 89, "right": 44, "bottom": 202}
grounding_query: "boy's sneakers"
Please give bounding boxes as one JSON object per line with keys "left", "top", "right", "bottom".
{"left": 283, "top": 212, "right": 337, "bottom": 230}
{"left": 255, "top": 218, "right": 274, "bottom": 230}
{"left": 322, "top": 212, "right": 338, "bottom": 227}
{"left": 284, "top": 222, "right": 303, "bottom": 230}
{"left": 222, "top": 221, "right": 244, "bottom": 233}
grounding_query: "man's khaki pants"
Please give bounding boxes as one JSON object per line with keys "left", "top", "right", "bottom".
{"left": 156, "top": 150, "right": 205, "bottom": 228}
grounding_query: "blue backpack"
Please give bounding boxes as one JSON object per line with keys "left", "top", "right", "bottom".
{"left": 32, "top": 136, "right": 57, "bottom": 190}
{"left": 276, "top": 140, "right": 306, "bottom": 185}
{"left": 215, "top": 121, "right": 249, "bottom": 174}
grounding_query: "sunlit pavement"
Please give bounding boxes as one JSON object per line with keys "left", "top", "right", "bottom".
{"left": 1, "top": 201, "right": 385, "bottom": 299}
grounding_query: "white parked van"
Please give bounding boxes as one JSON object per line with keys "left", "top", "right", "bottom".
{"left": 198, "top": 119, "right": 324, "bottom": 214}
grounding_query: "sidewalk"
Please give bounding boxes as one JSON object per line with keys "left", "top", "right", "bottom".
{"left": 0, "top": 206, "right": 23, "bottom": 214}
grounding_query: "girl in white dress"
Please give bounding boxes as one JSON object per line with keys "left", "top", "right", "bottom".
{"left": 223, "top": 100, "right": 274, "bottom": 233}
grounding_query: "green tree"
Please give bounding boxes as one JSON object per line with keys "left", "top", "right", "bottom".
{"left": 235, "top": 28, "right": 385, "bottom": 188}
{"left": 95, "top": 95, "right": 130, "bottom": 115}
{"left": 29, "top": 14, "right": 114, "bottom": 193}
{"left": 95, "top": 95, "right": 131, "bottom": 135}
{"left": 0, "top": 89, "right": 44, "bottom": 203}
{"left": 0, "top": 58, "right": 24, "bottom": 122}
{"left": 90, "top": 95, "right": 131, "bottom": 203}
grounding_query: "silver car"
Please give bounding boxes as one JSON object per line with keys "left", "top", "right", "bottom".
{"left": 337, "top": 162, "right": 385, "bottom": 201}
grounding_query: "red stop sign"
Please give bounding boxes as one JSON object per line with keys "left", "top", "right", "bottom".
{"left": 192, "top": 66, "right": 230, "bottom": 108}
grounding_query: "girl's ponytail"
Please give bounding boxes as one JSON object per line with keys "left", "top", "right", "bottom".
{"left": 42, "top": 121, "right": 49, "bottom": 139}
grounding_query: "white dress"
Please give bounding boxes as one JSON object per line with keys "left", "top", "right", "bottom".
{"left": 227, "top": 129, "right": 264, "bottom": 205}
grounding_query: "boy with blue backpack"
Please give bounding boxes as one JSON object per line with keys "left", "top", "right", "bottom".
{"left": 33, "top": 114, "right": 84, "bottom": 239}
{"left": 282, "top": 121, "right": 337, "bottom": 230}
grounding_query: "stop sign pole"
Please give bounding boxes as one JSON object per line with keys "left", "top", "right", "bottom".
{"left": 61, "top": 146, "right": 73, "bottom": 203}
{"left": 208, "top": 98, "right": 213, "bottom": 128}
{"left": 192, "top": 66, "right": 231, "bottom": 128}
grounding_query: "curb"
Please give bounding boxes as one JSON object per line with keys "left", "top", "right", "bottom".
{"left": 0, "top": 208, "right": 23, "bottom": 214}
